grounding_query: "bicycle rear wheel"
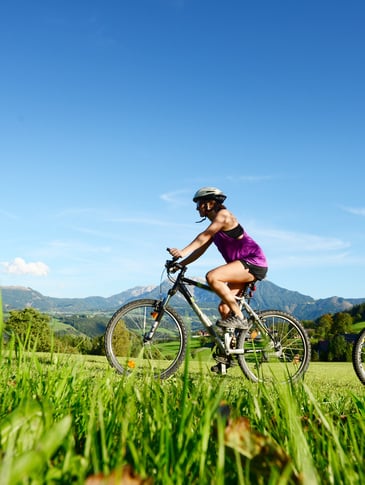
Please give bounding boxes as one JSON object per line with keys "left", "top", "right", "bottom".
{"left": 352, "top": 328, "right": 365, "bottom": 385}
{"left": 104, "top": 299, "right": 187, "bottom": 379}
{"left": 237, "top": 310, "right": 311, "bottom": 383}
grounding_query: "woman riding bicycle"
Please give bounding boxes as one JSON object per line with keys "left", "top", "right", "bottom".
{"left": 168, "top": 187, "right": 268, "bottom": 329}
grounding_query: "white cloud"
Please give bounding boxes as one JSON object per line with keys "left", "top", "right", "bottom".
{"left": 254, "top": 227, "right": 350, "bottom": 252}
{"left": 160, "top": 190, "right": 190, "bottom": 205}
{"left": 1, "top": 257, "right": 49, "bottom": 276}
{"left": 0, "top": 209, "right": 18, "bottom": 220}
{"left": 341, "top": 206, "right": 365, "bottom": 216}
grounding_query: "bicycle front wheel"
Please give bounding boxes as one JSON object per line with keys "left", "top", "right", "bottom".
{"left": 237, "top": 310, "right": 311, "bottom": 383}
{"left": 104, "top": 299, "right": 187, "bottom": 379}
{"left": 352, "top": 328, "right": 365, "bottom": 385}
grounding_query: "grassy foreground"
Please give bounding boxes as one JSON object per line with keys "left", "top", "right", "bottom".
{"left": 0, "top": 347, "right": 364, "bottom": 484}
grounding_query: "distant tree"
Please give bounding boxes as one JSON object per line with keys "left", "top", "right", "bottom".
{"left": 6, "top": 308, "right": 51, "bottom": 352}
{"left": 349, "top": 303, "right": 365, "bottom": 323}
{"left": 315, "top": 314, "right": 333, "bottom": 339}
{"left": 301, "top": 320, "right": 314, "bottom": 329}
{"left": 89, "top": 335, "right": 105, "bottom": 356}
{"left": 53, "top": 336, "right": 80, "bottom": 354}
{"left": 108, "top": 323, "right": 132, "bottom": 357}
{"left": 54, "top": 335, "right": 93, "bottom": 354}
{"left": 57, "top": 314, "right": 109, "bottom": 337}
{"left": 331, "top": 312, "right": 353, "bottom": 335}
{"left": 328, "top": 335, "right": 351, "bottom": 362}
{"left": 311, "top": 349, "right": 320, "bottom": 362}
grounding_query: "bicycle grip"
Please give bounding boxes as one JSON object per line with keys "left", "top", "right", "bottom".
{"left": 166, "top": 248, "right": 179, "bottom": 261}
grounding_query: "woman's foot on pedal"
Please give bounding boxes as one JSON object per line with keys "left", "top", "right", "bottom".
{"left": 217, "top": 314, "right": 249, "bottom": 330}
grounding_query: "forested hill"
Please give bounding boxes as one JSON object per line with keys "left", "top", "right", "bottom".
{"left": 1, "top": 280, "right": 365, "bottom": 321}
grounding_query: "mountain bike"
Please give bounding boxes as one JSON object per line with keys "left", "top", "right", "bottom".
{"left": 352, "top": 328, "right": 365, "bottom": 384}
{"left": 104, "top": 258, "right": 311, "bottom": 383}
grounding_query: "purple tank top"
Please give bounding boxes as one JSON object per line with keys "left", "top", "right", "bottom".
{"left": 213, "top": 229, "right": 267, "bottom": 267}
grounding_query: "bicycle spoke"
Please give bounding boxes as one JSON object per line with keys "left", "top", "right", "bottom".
{"left": 237, "top": 310, "right": 311, "bottom": 383}
{"left": 105, "top": 299, "right": 187, "bottom": 379}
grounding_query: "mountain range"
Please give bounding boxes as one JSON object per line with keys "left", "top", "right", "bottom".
{"left": 2, "top": 280, "right": 365, "bottom": 321}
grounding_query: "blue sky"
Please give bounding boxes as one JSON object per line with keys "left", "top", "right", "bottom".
{"left": 1, "top": 0, "right": 364, "bottom": 300}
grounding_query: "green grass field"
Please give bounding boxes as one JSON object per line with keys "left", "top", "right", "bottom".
{"left": 0, "top": 345, "right": 364, "bottom": 484}
{"left": 352, "top": 321, "right": 365, "bottom": 332}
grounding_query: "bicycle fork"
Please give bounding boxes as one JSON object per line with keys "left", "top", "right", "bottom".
{"left": 144, "top": 299, "right": 168, "bottom": 342}
{"left": 144, "top": 284, "right": 180, "bottom": 342}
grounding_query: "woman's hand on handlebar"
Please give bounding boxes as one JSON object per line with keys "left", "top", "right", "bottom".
{"left": 166, "top": 248, "right": 184, "bottom": 273}
{"left": 167, "top": 247, "right": 182, "bottom": 259}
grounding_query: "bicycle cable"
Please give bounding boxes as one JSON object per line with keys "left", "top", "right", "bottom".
{"left": 159, "top": 265, "right": 167, "bottom": 299}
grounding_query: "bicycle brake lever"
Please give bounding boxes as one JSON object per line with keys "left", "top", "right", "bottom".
{"left": 166, "top": 260, "right": 181, "bottom": 270}
{"left": 165, "top": 257, "right": 184, "bottom": 273}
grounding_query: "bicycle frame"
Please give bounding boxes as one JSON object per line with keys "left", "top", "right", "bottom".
{"left": 145, "top": 263, "right": 267, "bottom": 357}
{"left": 105, "top": 258, "right": 311, "bottom": 382}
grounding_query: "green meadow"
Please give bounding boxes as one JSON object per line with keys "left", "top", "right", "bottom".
{"left": 0, "top": 343, "right": 364, "bottom": 485}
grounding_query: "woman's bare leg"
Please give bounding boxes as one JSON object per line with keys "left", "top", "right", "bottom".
{"left": 206, "top": 261, "right": 254, "bottom": 319}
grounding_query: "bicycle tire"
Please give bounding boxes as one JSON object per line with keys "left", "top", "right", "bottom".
{"left": 352, "top": 328, "right": 365, "bottom": 385}
{"left": 237, "top": 310, "right": 311, "bottom": 383}
{"left": 104, "top": 299, "right": 187, "bottom": 379}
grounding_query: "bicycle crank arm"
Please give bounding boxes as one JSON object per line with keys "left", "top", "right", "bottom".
{"left": 226, "top": 349, "right": 245, "bottom": 355}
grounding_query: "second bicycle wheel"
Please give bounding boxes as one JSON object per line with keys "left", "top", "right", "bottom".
{"left": 352, "top": 328, "right": 365, "bottom": 385}
{"left": 237, "top": 310, "right": 311, "bottom": 383}
{"left": 104, "top": 299, "right": 187, "bottom": 379}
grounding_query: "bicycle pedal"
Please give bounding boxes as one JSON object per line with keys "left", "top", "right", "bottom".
{"left": 211, "top": 363, "right": 229, "bottom": 375}
{"left": 211, "top": 364, "right": 221, "bottom": 374}
{"left": 213, "top": 355, "right": 235, "bottom": 366}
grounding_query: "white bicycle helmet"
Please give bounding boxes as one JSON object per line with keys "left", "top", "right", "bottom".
{"left": 193, "top": 186, "right": 227, "bottom": 203}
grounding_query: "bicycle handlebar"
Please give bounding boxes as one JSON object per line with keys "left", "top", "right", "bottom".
{"left": 165, "top": 248, "right": 182, "bottom": 271}
{"left": 165, "top": 258, "right": 184, "bottom": 272}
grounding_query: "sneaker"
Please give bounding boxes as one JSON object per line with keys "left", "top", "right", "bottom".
{"left": 217, "top": 314, "right": 249, "bottom": 330}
